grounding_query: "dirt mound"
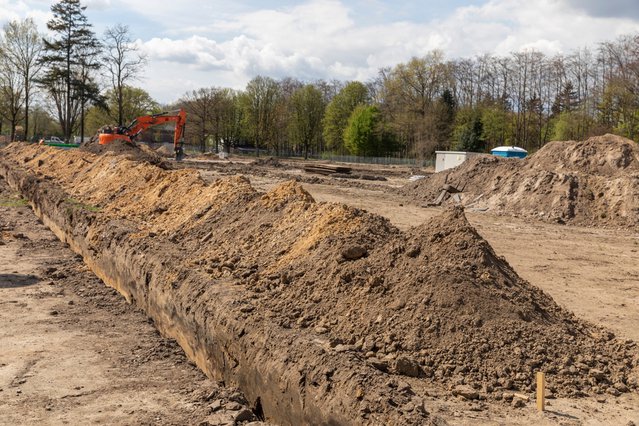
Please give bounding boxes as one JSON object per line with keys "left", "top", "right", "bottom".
{"left": 252, "top": 157, "right": 286, "bottom": 168}
{"left": 6, "top": 143, "right": 638, "bottom": 403}
{"left": 183, "top": 191, "right": 637, "bottom": 397}
{"left": 405, "top": 134, "right": 639, "bottom": 227}
{"left": 154, "top": 144, "right": 175, "bottom": 158}
{"left": 80, "top": 139, "right": 168, "bottom": 167}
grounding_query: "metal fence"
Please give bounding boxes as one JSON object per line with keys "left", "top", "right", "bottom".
{"left": 317, "top": 153, "right": 433, "bottom": 167}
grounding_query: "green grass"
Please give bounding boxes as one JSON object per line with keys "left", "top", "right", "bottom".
{"left": 66, "top": 197, "right": 101, "bottom": 213}
{"left": 0, "top": 197, "right": 29, "bottom": 208}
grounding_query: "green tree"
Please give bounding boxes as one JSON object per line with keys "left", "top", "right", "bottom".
{"left": 39, "top": 0, "right": 101, "bottom": 141}
{"left": 322, "top": 81, "right": 369, "bottom": 153}
{"left": 380, "top": 51, "right": 453, "bottom": 158}
{"left": 481, "top": 104, "right": 512, "bottom": 148}
{"left": 289, "top": 84, "right": 325, "bottom": 159}
{"left": 453, "top": 108, "right": 485, "bottom": 152}
{"left": 85, "top": 86, "right": 158, "bottom": 136}
{"left": 344, "top": 105, "right": 394, "bottom": 156}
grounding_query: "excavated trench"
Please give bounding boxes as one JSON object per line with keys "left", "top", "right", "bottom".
{"left": 0, "top": 152, "right": 422, "bottom": 425}
{"left": 3, "top": 144, "right": 638, "bottom": 425}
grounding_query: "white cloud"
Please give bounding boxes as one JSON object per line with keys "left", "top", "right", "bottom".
{"left": 4, "top": 0, "right": 639, "bottom": 104}
{"left": 138, "top": 0, "right": 639, "bottom": 103}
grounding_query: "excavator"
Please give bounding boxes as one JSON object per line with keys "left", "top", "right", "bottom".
{"left": 98, "top": 109, "right": 187, "bottom": 160}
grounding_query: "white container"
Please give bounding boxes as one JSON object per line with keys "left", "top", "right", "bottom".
{"left": 435, "top": 151, "right": 482, "bottom": 173}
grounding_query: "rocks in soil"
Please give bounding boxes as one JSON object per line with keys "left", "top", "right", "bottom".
{"left": 5, "top": 142, "right": 638, "bottom": 407}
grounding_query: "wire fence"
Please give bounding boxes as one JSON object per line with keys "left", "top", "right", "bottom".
{"left": 317, "top": 153, "right": 433, "bottom": 167}
{"left": 227, "top": 147, "right": 434, "bottom": 168}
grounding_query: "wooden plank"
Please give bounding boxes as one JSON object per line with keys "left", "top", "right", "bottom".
{"left": 536, "top": 372, "right": 545, "bottom": 412}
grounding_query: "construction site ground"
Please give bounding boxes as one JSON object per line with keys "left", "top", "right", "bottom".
{"left": 1, "top": 148, "right": 638, "bottom": 425}
{"left": 0, "top": 178, "right": 263, "bottom": 425}
{"left": 194, "top": 156, "right": 639, "bottom": 343}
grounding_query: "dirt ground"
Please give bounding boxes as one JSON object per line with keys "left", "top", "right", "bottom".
{"left": 193, "top": 157, "right": 639, "bottom": 425}
{"left": 0, "top": 177, "right": 264, "bottom": 426}
{"left": 234, "top": 163, "right": 639, "bottom": 343}
{"left": 2, "top": 147, "right": 639, "bottom": 425}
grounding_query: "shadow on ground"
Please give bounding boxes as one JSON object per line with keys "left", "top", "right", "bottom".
{"left": 0, "top": 274, "right": 40, "bottom": 289}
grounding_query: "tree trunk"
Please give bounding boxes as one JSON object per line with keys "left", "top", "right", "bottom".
{"left": 66, "top": 38, "right": 71, "bottom": 142}
{"left": 118, "top": 82, "right": 123, "bottom": 126}
{"left": 24, "top": 80, "right": 30, "bottom": 141}
{"left": 80, "top": 98, "right": 85, "bottom": 144}
{"left": 10, "top": 118, "right": 16, "bottom": 142}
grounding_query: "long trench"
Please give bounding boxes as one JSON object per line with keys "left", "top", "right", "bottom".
{"left": 0, "top": 158, "right": 415, "bottom": 426}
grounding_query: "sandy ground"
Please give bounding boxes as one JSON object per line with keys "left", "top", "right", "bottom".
{"left": 2, "top": 152, "right": 638, "bottom": 425}
{"left": 0, "top": 179, "right": 263, "bottom": 426}
{"left": 198, "top": 159, "right": 639, "bottom": 425}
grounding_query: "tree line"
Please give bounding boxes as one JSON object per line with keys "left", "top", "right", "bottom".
{"left": 2, "top": 0, "right": 639, "bottom": 158}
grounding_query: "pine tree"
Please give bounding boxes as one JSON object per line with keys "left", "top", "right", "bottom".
{"left": 39, "top": 0, "right": 101, "bottom": 141}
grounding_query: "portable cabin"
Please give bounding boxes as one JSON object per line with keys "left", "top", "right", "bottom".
{"left": 435, "top": 151, "right": 481, "bottom": 173}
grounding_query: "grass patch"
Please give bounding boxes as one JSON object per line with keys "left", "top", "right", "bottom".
{"left": 66, "top": 197, "right": 101, "bottom": 213}
{"left": 0, "top": 197, "right": 29, "bottom": 208}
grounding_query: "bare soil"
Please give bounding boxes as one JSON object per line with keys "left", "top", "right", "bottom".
{"left": 2, "top": 142, "right": 639, "bottom": 425}
{"left": 403, "top": 134, "right": 639, "bottom": 228}
{"left": 0, "top": 177, "right": 264, "bottom": 426}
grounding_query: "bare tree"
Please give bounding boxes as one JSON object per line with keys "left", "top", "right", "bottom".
{"left": 103, "top": 23, "right": 147, "bottom": 126}
{"left": 1, "top": 18, "right": 43, "bottom": 141}
{"left": 0, "top": 59, "right": 24, "bottom": 141}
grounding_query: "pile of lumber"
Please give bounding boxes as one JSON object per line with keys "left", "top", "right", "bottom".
{"left": 303, "top": 164, "right": 351, "bottom": 176}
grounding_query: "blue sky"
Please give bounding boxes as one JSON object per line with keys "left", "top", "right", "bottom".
{"left": 2, "top": 0, "right": 639, "bottom": 103}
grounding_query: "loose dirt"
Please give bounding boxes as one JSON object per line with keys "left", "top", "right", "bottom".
{"left": 3, "top": 143, "right": 639, "bottom": 425}
{"left": 0, "top": 175, "right": 265, "bottom": 425}
{"left": 404, "top": 134, "right": 639, "bottom": 227}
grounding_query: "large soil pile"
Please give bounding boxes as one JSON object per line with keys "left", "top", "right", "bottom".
{"left": 80, "top": 138, "right": 168, "bottom": 167}
{"left": 6, "top": 143, "right": 639, "bottom": 401}
{"left": 405, "top": 134, "right": 639, "bottom": 227}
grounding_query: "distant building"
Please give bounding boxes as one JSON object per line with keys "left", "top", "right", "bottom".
{"left": 435, "top": 151, "right": 482, "bottom": 173}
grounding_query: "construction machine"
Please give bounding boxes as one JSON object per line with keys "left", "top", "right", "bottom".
{"left": 98, "top": 109, "right": 187, "bottom": 160}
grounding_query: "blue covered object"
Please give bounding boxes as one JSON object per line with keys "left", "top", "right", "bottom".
{"left": 491, "top": 146, "right": 528, "bottom": 158}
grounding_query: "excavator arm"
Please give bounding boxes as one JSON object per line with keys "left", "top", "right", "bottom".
{"left": 98, "top": 108, "right": 187, "bottom": 160}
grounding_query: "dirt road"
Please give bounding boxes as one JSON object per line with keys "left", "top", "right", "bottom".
{"left": 0, "top": 177, "right": 261, "bottom": 425}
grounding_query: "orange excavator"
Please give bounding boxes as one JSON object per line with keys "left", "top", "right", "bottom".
{"left": 98, "top": 109, "right": 187, "bottom": 160}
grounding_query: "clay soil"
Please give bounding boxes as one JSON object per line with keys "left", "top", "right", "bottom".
{"left": 0, "top": 176, "right": 265, "bottom": 425}
{"left": 1, "top": 141, "right": 639, "bottom": 425}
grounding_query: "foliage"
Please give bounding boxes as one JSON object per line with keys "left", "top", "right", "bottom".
{"left": 241, "top": 76, "right": 281, "bottom": 155}
{"left": 178, "top": 87, "right": 243, "bottom": 152}
{"left": 322, "top": 81, "right": 369, "bottom": 153}
{"left": 453, "top": 108, "right": 486, "bottom": 152}
{"left": 289, "top": 84, "right": 325, "bottom": 159}
{"left": 344, "top": 105, "right": 395, "bottom": 156}
{"left": 85, "top": 86, "right": 159, "bottom": 136}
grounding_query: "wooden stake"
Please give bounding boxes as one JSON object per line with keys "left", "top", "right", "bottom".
{"left": 536, "top": 372, "right": 546, "bottom": 412}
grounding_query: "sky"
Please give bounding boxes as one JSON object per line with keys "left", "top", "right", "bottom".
{"left": 2, "top": 0, "right": 639, "bottom": 104}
